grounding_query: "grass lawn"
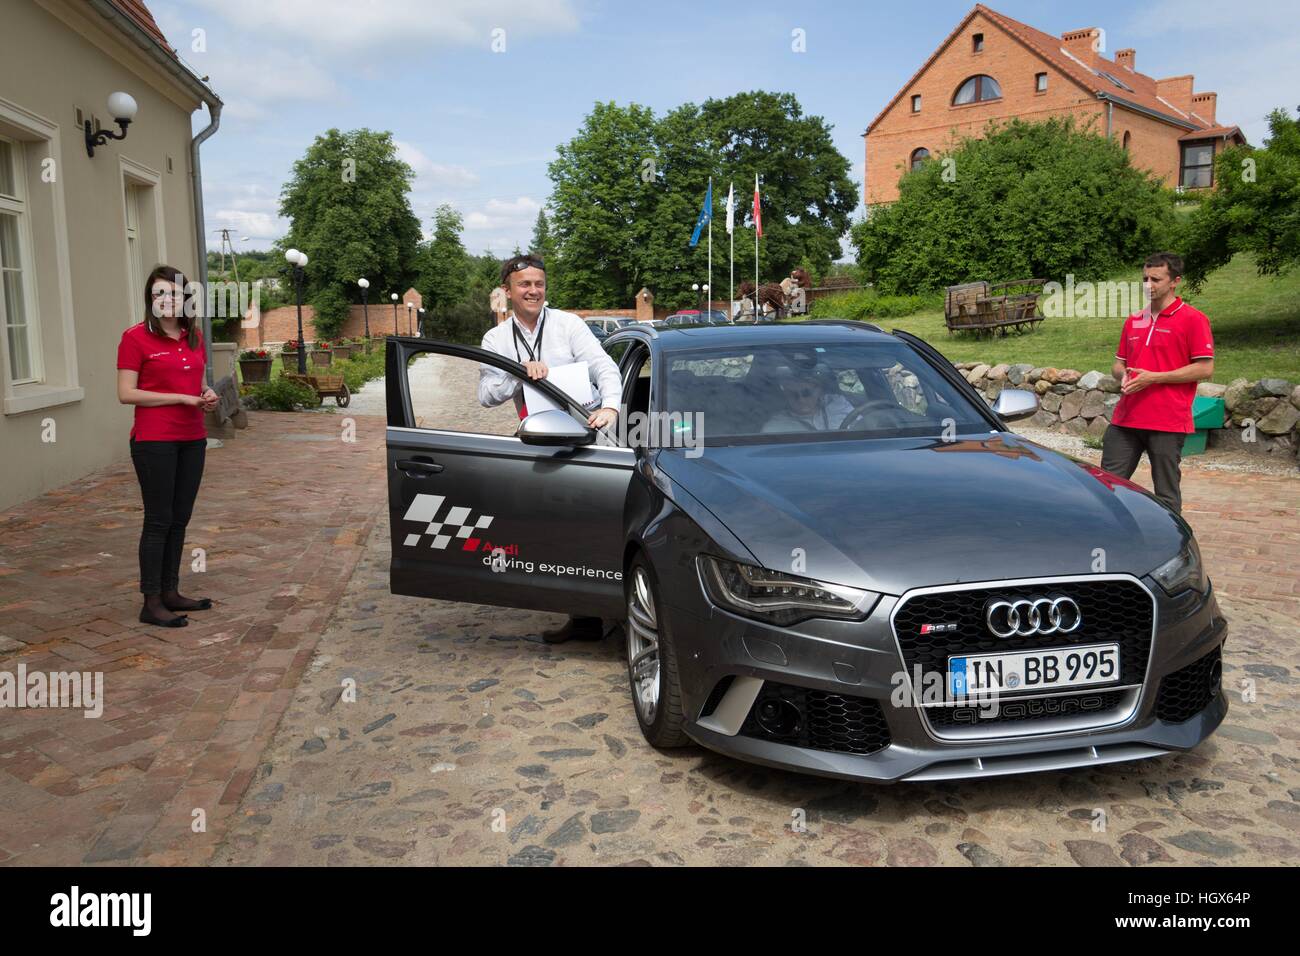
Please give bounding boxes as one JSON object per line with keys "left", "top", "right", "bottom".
{"left": 831, "top": 255, "right": 1300, "bottom": 384}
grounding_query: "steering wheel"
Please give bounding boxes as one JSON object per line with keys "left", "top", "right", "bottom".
{"left": 838, "top": 399, "right": 905, "bottom": 431}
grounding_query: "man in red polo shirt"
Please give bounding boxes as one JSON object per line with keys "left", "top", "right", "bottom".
{"left": 1102, "top": 252, "right": 1215, "bottom": 513}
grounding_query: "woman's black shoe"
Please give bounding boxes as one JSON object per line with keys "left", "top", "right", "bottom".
{"left": 139, "top": 608, "right": 188, "bottom": 627}
{"left": 162, "top": 596, "right": 212, "bottom": 612}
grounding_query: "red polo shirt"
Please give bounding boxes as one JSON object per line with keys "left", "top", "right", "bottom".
{"left": 1111, "top": 298, "right": 1214, "bottom": 433}
{"left": 117, "top": 322, "right": 207, "bottom": 441}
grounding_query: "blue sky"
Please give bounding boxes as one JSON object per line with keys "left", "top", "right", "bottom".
{"left": 150, "top": 0, "right": 1296, "bottom": 258}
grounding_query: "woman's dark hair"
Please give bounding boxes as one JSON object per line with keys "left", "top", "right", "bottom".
{"left": 143, "top": 264, "right": 199, "bottom": 349}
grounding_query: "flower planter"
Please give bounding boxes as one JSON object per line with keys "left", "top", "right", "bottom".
{"left": 239, "top": 357, "right": 273, "bottom": 383}
{"left": 310, "top": 349, "right": 333, "bottom": 367}
{"left": 332, "top": 344, "right": 354, "bottom": 361}
{"left": 281, "top": 351, "right": 301, "bottom": 371}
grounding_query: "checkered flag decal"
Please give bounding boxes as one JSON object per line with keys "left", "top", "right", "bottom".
{"left": 402, "top": 494, "right": 494, "bottom": 550}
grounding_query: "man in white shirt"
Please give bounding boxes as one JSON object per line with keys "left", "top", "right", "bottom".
{"left": 478, "top": 253, "right": 623, "bottom": 643}
{"left": 478, "top": 254, "right": 622, "bottom": 429}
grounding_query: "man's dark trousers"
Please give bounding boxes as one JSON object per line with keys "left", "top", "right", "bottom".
{"left": 1101, "top": 424, "right": 1185, "bottom": 513}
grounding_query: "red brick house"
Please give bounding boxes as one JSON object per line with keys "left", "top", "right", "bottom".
{"left": 864, "top": 4, "right": 1246, "bottom": 205}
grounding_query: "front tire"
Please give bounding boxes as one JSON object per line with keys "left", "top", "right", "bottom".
{"left": 625, "top": 556, "right": 688, "bottom": 748}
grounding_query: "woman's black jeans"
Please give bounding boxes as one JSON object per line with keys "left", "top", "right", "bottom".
{"left": 129, "top": 437, "right": 206, "bottom": 596}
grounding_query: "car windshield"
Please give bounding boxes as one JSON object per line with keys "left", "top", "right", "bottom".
{"left": 663, "top": 340, "right": 990, "bottom": 444}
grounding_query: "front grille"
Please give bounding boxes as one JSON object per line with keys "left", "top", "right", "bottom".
{"left": 927, "top": 691, "right": 1126, "bottom": 729}
{"left": 893, "top": 579, "right": 1154, "bottom": 732}
{"left": 740, "top": 683, "right": 891, "bottom": 756}
{"left": 1155, "top": 645, "right": 1222, "bottom": 723}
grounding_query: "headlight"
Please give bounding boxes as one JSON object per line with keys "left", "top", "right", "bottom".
{"left": 1151, "top": 539, "right": 1208, "bottom": 596}
{"left": 697, "top": 555, "right": 877, "bottom": 626}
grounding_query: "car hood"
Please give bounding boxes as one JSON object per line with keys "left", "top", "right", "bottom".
{"left": 655, "top": 433, "right": 1187, "bottom": 595}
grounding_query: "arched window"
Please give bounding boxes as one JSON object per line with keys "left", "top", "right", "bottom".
{"left": 1122, "top": 131, "right": 1132, "bottom": 151}
{"left": 910, "top": 148, "right": 930, "bottom": 171}
{"left": 952, "top": 75, "right": 1002, "bottom": 105}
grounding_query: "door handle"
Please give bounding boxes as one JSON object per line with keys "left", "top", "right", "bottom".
{"left": 396, "top": 458, "right": 444, "bottom": 476}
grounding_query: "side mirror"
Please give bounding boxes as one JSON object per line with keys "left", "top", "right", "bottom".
{"left": 517, "top": 408, "right": 595, "bottom": 446}
{"left": 991, "top": 388, "right": 1039, "bottom": 421}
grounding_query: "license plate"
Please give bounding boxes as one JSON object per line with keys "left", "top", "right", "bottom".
{"left": 948, "top": 643, "right": 1120, "bottom": 696}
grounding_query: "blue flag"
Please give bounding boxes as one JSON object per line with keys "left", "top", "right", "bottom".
{"left": 689, "top": 181, "right": 713, "bottom": 247}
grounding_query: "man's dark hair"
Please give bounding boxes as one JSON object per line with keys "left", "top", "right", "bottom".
{"left": 500, "top": 253, "right": 545, "bottom": 286}
{"left": 1143, "top": 252, "right": 1184, "bottom": 278}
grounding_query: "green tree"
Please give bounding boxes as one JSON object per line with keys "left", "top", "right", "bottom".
{"left": 1182, "top": 107, "right": 1300, "bottom": 289}
{"left": 546, "top": 92, "right": 857, "bottom": 311}
{"left": 418, "top": 204, "right": 469, "bottom": 312}
{"left": 851, "top": 117, "right": 1177, "bottom": 294}
{"left": 530, "top": 209, "right": 556, "bottom": 264}
{"left": 277, "top": 128, "right": 421, "bottom": 337}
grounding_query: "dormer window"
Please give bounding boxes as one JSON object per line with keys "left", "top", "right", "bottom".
{"left": 953, "top": 75, "right": 1002, "bottom": 105}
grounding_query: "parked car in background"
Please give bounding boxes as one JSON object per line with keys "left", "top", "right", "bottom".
{"left": 583, "top": 320, "right": 610, "bottom": 341}
{"left": 584, "top": 316, "right": 634, "bottom": 337}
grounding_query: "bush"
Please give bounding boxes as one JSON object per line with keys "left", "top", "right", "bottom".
{"left": 333, "top": 348, "right": 386, "bottom": 392}
{"left": 808, "top": 290, "right": 938, "bottom": 321}
{"left": 247, "top": 376, "right": 317, "bottom": 411}
{"left": 851, "top": 117, "right": 1177, "bottom": 294}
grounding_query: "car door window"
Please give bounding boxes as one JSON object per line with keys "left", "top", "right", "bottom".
{"left": 405, "top": 350, "right": 588, "bottom": 436}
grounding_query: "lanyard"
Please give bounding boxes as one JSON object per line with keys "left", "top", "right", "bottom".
{"left": 512, "top": 308, "right": 547, "bottom": 364}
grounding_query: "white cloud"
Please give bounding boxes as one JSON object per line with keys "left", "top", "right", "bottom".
{"left": 463, "top": 196, "right": 542, "bottom": 230}
{"left": 186, "top": 0, "right": 581, "bottom": 56}
{"left": 1121, "top": 0, "right": 1300, "bottom": 143}
{"left": 394, "top": 141, "right": 480, "bottom": 188}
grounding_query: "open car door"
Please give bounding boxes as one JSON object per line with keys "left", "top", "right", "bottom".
{"left": 384, "top": 337, "right": 635, "bottom": 618}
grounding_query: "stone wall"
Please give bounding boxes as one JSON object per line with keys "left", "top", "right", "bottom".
{"left": 952, "top": 362, "right": 1300, "bottom": 458}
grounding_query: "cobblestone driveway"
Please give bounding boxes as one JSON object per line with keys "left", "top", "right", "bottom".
{"left": 212, "top": 356, "right": 1300, "bottom": 867}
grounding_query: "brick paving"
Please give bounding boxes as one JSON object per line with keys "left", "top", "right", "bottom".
{"left": 1, "top": 354, "right": 1297, "bottom": 867}
{"left": 0, "top": 408, "right": 386, "bottom": 865}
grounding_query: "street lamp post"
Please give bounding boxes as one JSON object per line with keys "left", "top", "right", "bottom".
{"left": 406, "top": 302, "right": 413, "bottom": 336}
{"left": 286, "top": 248, "right": 309, "bottom": 373}
{"left": 703, "top": 283, "right": 710, "bottom": 318}
{"left": 418, "top": 308, "right": 426, "bottom": 338}
{"left": 692, "top": 282, "right": 701, "bottom": 313}
{"left": 358, "top": 277, "right": 370, "bottom": 340}
{"left": 390, "top": 293, "right": 399, "bottom": 335}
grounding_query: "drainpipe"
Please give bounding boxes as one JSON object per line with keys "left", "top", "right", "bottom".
{"left": 191, "top": 102, "right": 222, "bottom": 386}
{"left": 1105, "top": 98, "right": 1113, "bottom": 139}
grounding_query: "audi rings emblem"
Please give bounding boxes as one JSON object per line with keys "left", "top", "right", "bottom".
{"left": 984, "top": 596, "right": 1082, "bottom": 638}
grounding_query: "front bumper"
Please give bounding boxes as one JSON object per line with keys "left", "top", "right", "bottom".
{"left": 663, "top": 572, "right": 1228, "bottom": 783}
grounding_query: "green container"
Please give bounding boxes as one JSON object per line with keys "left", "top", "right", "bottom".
{"left": 1191, "top": 395, "right": 1225, "bottom": 429}
{"left": 1182, "top": 395, "right": 1225, "bottom": 457}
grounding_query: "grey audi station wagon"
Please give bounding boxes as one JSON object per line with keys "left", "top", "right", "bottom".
{"left": 384, "top": 321, "right": 1227, "bottom": 783}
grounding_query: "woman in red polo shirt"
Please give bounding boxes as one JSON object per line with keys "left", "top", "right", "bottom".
{"left": 116, "top": 265, "right": 219, "bottom": 627}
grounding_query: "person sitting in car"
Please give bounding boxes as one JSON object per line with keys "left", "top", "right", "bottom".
{"left": 762, "top": 365, "right": 854, "bottom": 433}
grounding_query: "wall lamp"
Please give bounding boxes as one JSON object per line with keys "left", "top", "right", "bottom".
{"left": 85, "top": 92, "right": 138, "bottom": 158}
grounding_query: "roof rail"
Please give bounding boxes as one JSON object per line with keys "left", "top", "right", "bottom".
{"left": 801, "top": 319, "right": 884, "bottom": 333}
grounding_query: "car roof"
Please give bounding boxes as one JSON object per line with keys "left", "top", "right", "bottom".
{"left": 608, "top": 319, "right": 891, "bottom": 352}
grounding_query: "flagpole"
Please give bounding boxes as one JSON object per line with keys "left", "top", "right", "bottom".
{"left": 707, "top": 176, "right": 712, "bottom": 318}
{"left": 754, "top": 174, "right": 760, "bottom": 315}
{"left": 729, "top": 217, "right": 734, "bottom": 322}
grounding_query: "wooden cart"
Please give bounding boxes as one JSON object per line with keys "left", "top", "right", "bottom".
{"left": 283, "top": 372, "right": 351, "bottom": 407}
